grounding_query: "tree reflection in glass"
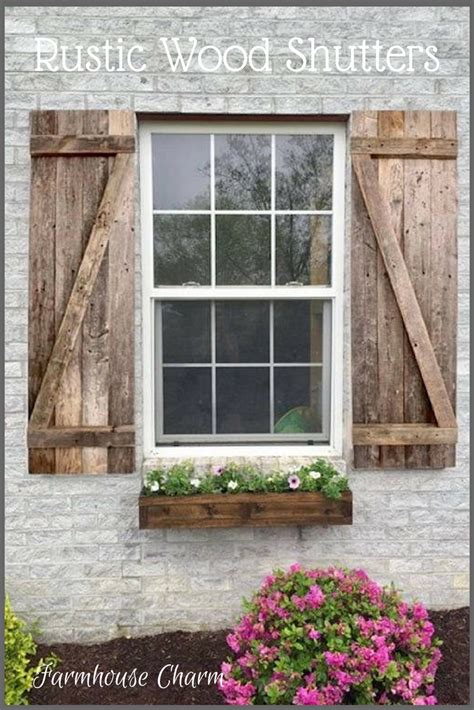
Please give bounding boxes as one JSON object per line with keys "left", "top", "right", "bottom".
{"left": 276, "top": 215, "right": 332, "bottom": 285}
{"left": 216, "top": 215, "right": 271, "bottom": 285}
{"left": 153, "top": 215, "right": 211, "bottom": 285}
{"left": 276, "top": 135, "right": 333, "bottom": 211}
{"left": 215, "top": 134, "right": 271, "bottom": 210}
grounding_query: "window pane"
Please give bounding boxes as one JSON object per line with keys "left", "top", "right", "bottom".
{"left": 215, "top": 134, "right": 271, "bottom": 210}
{"left": 217, "top": 368, "right": 269, "bottom": 433}
{"left": 154, "top": 214, "right": 210, "bottom": 285}
{"left": 276, "top": 135, "right": 333, "bottom": 210}
{"left": 161, "top": 302, "right": 210, "bottom": 363}
{"left": 216, "top": 215, "right": 270, "bottom": 285}
{"left": 274, "top": 300, "right": 325, "bottom": 363}
{"left": 162, "top": 368, "right": 212, "bottom": 434}
{"left": 274, "top": 367, "right": 323, "bottom": 434}
{"left": 152, "top": 134, "right": 210, "bottom": 210}
{"left": 216, "top": 301, "right": 269, "bottom": 363}
{"left": 276, "top": 215, "right": 331, "bottom": 285}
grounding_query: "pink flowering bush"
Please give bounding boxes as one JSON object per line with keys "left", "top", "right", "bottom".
{"left": 220, "top": 565, "right": 441, "bottom": 705}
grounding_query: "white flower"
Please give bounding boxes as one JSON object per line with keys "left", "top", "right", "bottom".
{"left": 309, "top": 470, "right": 321, "bottom": 480}
{"left": 227, "top": 480, "right": 238, "bottom": 491}
{"left": 148, "top": 481, "right": 160, "bottom": 492}
{"left": 288, "top": 466, "right": 300, "bottom": 474}
{"left": 190, "top": 478, "right": 201, "bottom": 488}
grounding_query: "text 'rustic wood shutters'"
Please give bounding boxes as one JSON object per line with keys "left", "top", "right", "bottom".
{"left": 351, "top": 110, "right": 458, "bottom": 469}
{"left": 28, "top": 110, "right": 135, "bottom": 474}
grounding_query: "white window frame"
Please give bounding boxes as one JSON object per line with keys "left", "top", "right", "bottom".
{"left": 139, "top": 120, "right": 346, "bottom": 460}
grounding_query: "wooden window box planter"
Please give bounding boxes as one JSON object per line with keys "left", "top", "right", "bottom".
{"left": 139, "top": 491, "right": 352, "bottom": 529}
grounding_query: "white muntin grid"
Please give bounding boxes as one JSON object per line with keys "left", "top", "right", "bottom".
{"left": 154, "top": 299, "right": 331, "bottom": 443}
{"left": 140, "top": 120, "right": 346, "bottom": 459}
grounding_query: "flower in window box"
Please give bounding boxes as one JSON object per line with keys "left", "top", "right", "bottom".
{"left": 227, "top": 480, "right": 238, "bottom": 491}
{"left": 212, "top": 465, "right": 224, "bottom": 476}
{"left": 148, "top": 481, "right": 160, "bottom": 493}
{"left": 288, "top": 474, "right": 300, "bottom": 490}
{"left": 309, "top": 470, "right": 321, "bottom": 480}
{"left": 190, "top": 478, "right": 201, "bottom": 488}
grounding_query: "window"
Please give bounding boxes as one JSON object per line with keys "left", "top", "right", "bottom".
{"left": 140, "top": 121, "right": 345, "bottom": 455}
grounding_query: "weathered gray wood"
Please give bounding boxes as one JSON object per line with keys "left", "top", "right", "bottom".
{"left": 353, "top": 153, "right": 457, "bottom": 430}
{"left": 403, "top": 111, "right": 433, "bottom": 468}
{"left": 81, "top": 111, "right": 110, "bottom": 474}
{"left": 353, "top": 424, "right": 457, "bottom": 446}
{"left": 28, "top": 111, "right": 57, "bottom": 474}
{"left": 351, "top": 111, "right": 380, "bottom": 469}
{"left": 28, "top": 110, "right": 136, "bottom": 475}
{"left": 55, "top": 111, "right": 84, "bottom": 473}
{"left": 376, "top": 111, "right": 405, "bottom": 468}
{"left": 30, "top": 134, "right": 135, "bottom": 156}
{"left": 29, "top": 152, "right": 132, "bottom": 430}
{"left": 28, "top": 425, "right": 134, "bottom": 448}
{"left": 430, "top": 111, "right": 458, "bottom": 468}
{"left": 107, "top": 111, "right": 136, "bottom": 474}
{"left": 351, "top": 136, "right": 457, "bottom": 159}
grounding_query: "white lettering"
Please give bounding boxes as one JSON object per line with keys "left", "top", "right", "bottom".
{"left": 35, "top": 37, "right": 58, "bottom": 71}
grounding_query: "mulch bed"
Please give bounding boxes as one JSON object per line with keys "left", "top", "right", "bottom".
{"left": 429, "top": 608, "right": 470, "bottom": 706}
{"left": 30, "top": 608, "right": 469, "bottom": 705}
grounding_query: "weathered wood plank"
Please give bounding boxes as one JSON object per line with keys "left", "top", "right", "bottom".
{"left": 376, "top": 111, "right": 405, "bottom": 468}
{"left": 107, "top": 111, "right": 135, "bottom": 474}
{"left": 430, "top": 111, "right": 458, "bottom": 468}
{"left": 28, "top": 425, "right": 134, "bottom": 448}
{"left": 29, "top": 152, "right": 133, "bottom": 430}
{"left": 81, "top": 111, "right": 110, "bottom": 474}
{"left": 351, "top": 111, "right": 380, "bottom": 469}
{"left": 30, "top": 134, "right": 135, "bottom": 156}
{"left": 351, "top": 136, "right": 457, "bottom": 159}
{"left": 353, "top": 424, "right": 457, "bottom": 446}
{"left": 54, "top": 111, "right": 84, "bottom": 473}
{"left": 403, "top": 111, "right": 433, "bottom": 467}
{"left": 28, "top": 111, "right": 57, "bottom": 474}
{"left": 139, "top": 492, "right": 353, "bottom": 529}
{"left": 353, "top": 153, "right": 457, "bottom": 430}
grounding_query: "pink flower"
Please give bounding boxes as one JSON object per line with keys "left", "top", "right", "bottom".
{"left": 413, "top": 697, "right": 437, "bottom": 705}
{"left": 293, "top": 687, "right": 323, "bottom": 705}
{"left": 291, "top": 594, "right": 306, "bottom": 611}
{"left": 212, "top": 465, "right": 224, "bottom": 476}
{"left": 322, "top": 685, "right": 344, "bottom": 704}
{"left": 226, "top": 633, "right": 240, "bottom": 653}
{"left": 221, "top": 661, "right": 232, "bottom": 675}
{"left": 289, "top": 563, "right": 301, "bottom": 573}
{"left": 220, "top": 678, "right": 256, "bottom": 705}
{"left": 263, "top": 574, "right": 276, "bottom": 588}
{"left": 305, "top": 584, "right": 325, "bottom": 609}
{"left": 308, "top": 627, "right": 321, "bottom": 641}
{"left": 412, "top": 602, "right": 429, "bottom": 621}
{"left": 332, "top": 669, "right": 353, "bottom": 688}
{"left": 324, "top": 651, "right": 347, "bottom": 668}
{"left": 288, "top": 474, "right": 300, "bottom": 490}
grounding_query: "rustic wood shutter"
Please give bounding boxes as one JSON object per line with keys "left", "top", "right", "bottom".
{"left": 351, "top": 111, "right": 458, "bottom": 469}
{"left": 28, "top": 110, "right": 135, "bottom": 474}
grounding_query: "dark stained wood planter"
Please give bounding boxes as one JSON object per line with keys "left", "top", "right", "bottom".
{"left": 139, "top": 491, "right": 352, "bottom": 529}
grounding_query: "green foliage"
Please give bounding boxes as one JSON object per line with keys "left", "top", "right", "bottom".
{"left": 4, "top": 597, "right": 59, "bottom": 706}
{"left": 142, "top": 458, "right": 349, "bottom": 500}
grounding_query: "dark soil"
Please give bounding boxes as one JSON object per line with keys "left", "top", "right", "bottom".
{"left": 429, "top": 608, "right": 470, "bottom": 706}
{"left": 30, "top": 608, "right": 469, "bottom": 705}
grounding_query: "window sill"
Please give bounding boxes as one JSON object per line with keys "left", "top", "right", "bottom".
{"left": 139, "top": 490, "right": 352, "bottom": 529}
{"left": 144, "top": 444, "right": 343, "bottom": 462}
